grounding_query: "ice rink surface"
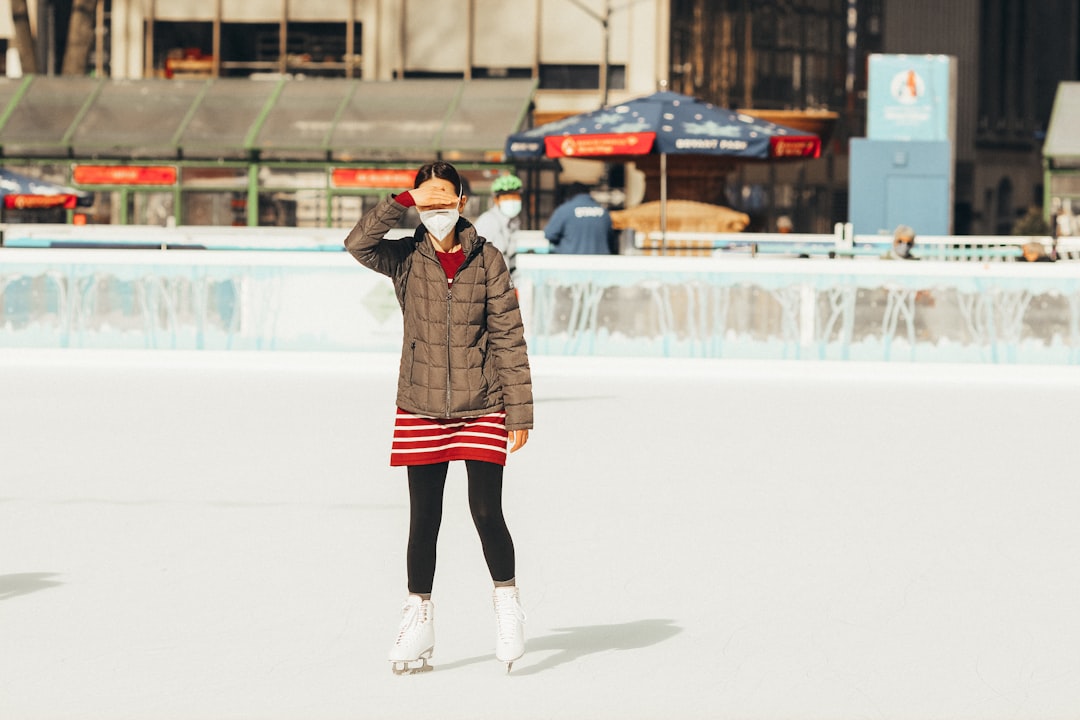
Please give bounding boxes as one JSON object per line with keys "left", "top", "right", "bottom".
{"left": 3, "top": 349, "right": 1080, "bottom": 720}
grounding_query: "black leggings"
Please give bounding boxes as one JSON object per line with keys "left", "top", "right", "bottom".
{"left": 405, "top": 460, "right": 515, "bottom": 595}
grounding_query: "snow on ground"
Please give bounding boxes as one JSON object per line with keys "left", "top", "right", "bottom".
{"left": 2, "top": 349, "right": 1080, "bottom": 720}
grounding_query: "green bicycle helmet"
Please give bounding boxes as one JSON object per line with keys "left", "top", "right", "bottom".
{"left": 491, "top": 174, "right": 523, "bottom": 195}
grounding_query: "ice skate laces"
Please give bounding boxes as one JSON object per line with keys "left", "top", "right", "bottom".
{"left": 395, "top": 598, "right": 429, "bottom": 645}
{"left": 494, "top": 589, "right": 525, "bottom": 641}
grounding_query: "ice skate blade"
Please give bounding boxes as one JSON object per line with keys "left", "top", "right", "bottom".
{"left": 391, "top": 656, "right": 433, "bottom": 675}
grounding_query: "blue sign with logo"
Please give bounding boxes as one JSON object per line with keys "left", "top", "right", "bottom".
{"left": 867, "top": 54, "right": 956, "bottom": 142}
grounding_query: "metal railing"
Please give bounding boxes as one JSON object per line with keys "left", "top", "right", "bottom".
{"left": 3, "top": 222, "right": 1075, "bottom": 263}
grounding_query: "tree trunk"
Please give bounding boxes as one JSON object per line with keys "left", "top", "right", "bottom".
{"left": 11, "top": 0, "right": 38, "bottom": 74}
{"left": 61, "top": 0, "right": 99, "bottom": 76}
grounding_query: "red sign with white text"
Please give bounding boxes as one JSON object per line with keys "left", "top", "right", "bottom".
{"left": 73, "top": 165, "right": 178, "bottom": 186}
{"left": 544, "top": 132, "right": 656, "bottom": 158}
{"left": 331, "top": 168, "right": 419, "bottom": 189}
{"left": 769, "top": 136, "right": 821, "bottom": 159}
{"left": 4, "top": 194, "right": 78, "bottom": 210}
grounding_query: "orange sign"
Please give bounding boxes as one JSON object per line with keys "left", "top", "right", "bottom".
{"left": 544, "top": 132, "right": 656, "bottom": 158}
{"left": 331, "top": 168, "right": 418, "bottom": 189}
{"left": 4, "top": 194, "right": 78, "bottom": 210}
{"left": 770, "top": 136, "right": 821, "bottom": 159}
{"left": 73, "top": 165, "right": 178, "bottom": 186}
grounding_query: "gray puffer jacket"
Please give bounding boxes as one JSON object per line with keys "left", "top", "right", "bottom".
{"left": 344, "top": 197, "right": 533, "bottom": 431}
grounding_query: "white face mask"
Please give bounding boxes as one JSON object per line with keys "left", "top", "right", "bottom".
{"left": 419, "top": 204, "right": 460, "bottom": 240}
{"left": 498, "top": 199, "right": 522, "bottom": 219}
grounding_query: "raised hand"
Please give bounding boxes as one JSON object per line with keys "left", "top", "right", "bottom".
{"left": 410, "top": 183, "right": 461, "bottom": 211}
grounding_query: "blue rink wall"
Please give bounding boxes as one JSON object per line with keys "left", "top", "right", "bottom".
{"left": 5, "top": 246, "right": 1080, "bottom": 364}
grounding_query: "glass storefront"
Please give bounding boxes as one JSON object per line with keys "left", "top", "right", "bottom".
{"left": 0, "top": 161, "right": 515, "bottom": 231}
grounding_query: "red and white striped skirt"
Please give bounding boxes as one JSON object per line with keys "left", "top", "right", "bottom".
{"left": 390, "top": 408, "right": 509, "bottom": 466}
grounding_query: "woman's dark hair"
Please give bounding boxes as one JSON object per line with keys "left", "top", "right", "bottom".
{"left": 414, "top": 161, "right": 464, "bottom": 195}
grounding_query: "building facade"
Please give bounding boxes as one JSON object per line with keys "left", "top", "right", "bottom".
{"left": 52, "top": 0, "right": 669, "bottom": 114}
{"left": 667, "top": 0, "right": 1080, "bottom": 235}
{"left": 3, "top": 0, "right": 1079, "bottom": 235}
{"left": 880, "top": 0, "right": 1079, "bottom": 234}
{"left": 0, "top": 0, "right": 671, "bottom": 227}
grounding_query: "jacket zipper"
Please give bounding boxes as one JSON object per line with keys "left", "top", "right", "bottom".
{"left": 445, "top": 285, "right": 452, "bottom": 417}
{"left": 435, "top": 242, "right": 478, "bottom": 418}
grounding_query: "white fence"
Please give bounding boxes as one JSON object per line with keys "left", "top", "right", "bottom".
{"left": 7, "top": 222, "right": 1078, "bottom": 261}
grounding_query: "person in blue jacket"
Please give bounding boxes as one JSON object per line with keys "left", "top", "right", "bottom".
{"left": 543, "top": 183, "right": 618, "bottom": 254}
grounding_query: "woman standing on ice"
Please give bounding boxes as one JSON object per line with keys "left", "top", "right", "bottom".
{"left": 344, "top": 161, "right": 533, "bottom": 674}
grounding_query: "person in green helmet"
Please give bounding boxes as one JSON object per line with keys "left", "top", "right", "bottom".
{"left": 474, "top": 174, "right": 524, "bottom": 278}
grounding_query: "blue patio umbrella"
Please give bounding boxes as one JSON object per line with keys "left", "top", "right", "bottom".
{"left": 0, "top": 168, "right": 91, "bottom": 211}
{"left": 507, "top": 91, "right": 820, "bottom": 161}
{"left": 505, "top": 91, "right": 821, "bottom": 242}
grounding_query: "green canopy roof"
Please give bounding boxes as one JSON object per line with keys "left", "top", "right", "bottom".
{"left": 0, "top": 75, "right": 536, "bottom": 163}
{"left": 1044, "top": 82, "right": 1080, "bottom": 169}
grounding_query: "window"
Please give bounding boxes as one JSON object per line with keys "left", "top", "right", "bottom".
{"left": 538, "top": 64, "right": 626, "bottom": 91}
{"left": 471, "top": 67, "right": 533, "bottom": 80}
{"left": 220, "top": 22, "right": 281, "bottom": 74}
{"left": 152, "top": 19, "right": 361, "bottom": 78}
{"left": 153, "top": 21, "right": 213, "bottom": 78}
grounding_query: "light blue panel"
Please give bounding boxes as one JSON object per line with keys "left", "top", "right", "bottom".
{"left": 849, "top": 138, "right": 952, "bottom": 237}
{"left": 885, "top": 176, "right": 950, "bottom": 236}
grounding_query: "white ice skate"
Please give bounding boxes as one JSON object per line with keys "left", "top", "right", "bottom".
{"left": 493, "top": 586, "right": 526, "bottom": 673}
{"left": 389, "top": 595, "right": 434, "bottom": 675}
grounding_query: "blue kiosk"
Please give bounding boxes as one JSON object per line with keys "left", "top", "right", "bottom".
{"left": 849, "top": 54, "right": 957, "bottom": 238}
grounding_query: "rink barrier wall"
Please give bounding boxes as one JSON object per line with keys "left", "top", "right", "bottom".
{"left": 5, "top": 244, "right": 1080, "bottom": 363}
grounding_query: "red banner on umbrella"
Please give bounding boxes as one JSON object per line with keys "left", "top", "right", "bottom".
{"left": 4, "top": 194, "right": 78, "bottom": 210}
{"left": 769, "top": 136, "right": 821, "bottom": 159}
{"left": 544, "top": 132, "right": 657, "bottom": 158}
